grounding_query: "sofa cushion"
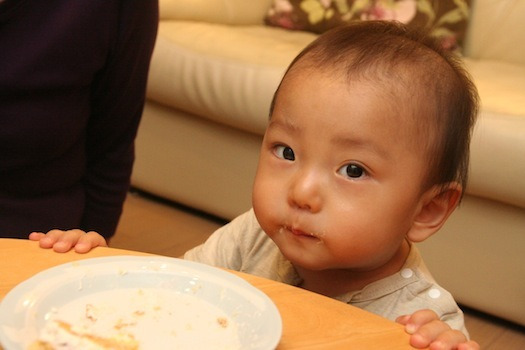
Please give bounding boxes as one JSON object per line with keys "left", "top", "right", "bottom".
{"left": 464, "top": 0, "right": 525, "bottom": 65}
{"left": 463, "top": 58, "right": 525, "bottom": 209}
{"left": 146, "top": 21, "right": 316, "bottom": 135}
{"left": 159, "top": 0, "right": 273, "bottom": 25}
{"left": 264, "top": 0, "right": 471, "bottom": 50}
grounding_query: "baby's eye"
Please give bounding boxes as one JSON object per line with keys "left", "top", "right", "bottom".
{"left": 338, "top": 163, "right": 366, "bottom": 179}
{"left": 274, "top": 145, "right": 295, "bottom": 161}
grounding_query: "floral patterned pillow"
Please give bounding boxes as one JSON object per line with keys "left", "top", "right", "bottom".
{"left": 265, "top": 0, "right": 471, "bottom": 51}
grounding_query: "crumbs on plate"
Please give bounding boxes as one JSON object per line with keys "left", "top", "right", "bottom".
{"left": 29, "top": 288, "right": 240, "bottom": 350}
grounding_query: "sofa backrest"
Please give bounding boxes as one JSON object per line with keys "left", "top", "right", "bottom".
{"left": 159, "top": 0, "right": 273, "bottom": 25}
{"left": 463, "top": 0, "right": 525, "bottom": 65}
{"left": 159, "top": 0, "right": 524, "bottom": 66}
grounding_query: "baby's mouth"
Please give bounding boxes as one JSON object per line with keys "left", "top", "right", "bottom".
{"left": 287, "top": 226, "right": 318, "bottom": 239}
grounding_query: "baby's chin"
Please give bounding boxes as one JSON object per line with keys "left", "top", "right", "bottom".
{"left": 278, "top": 249, "right": 338, "bottom": 272}
{"left": 282, "top": 247, "right": 373, "bottom": 273}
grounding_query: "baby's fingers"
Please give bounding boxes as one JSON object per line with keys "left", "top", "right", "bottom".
{"left": 396, "top": 310, "right": 477, "bottom": 350}
{"left": 73, "top": 231, "right": 108, "bottom": 253}
{"left": 28, "top": 231, "right": 47, "bottom": 242}
{"left": 29, "top": 229, "right": 67, "bottom": 250}
{"left": 35, "top": 229, "right": 87, "bottom": 253}
{"left": 426, "top": 328, "right": 479, "bottom": 350}
{"left": 411, "top": 320, "right": 477, "bottom": 350}
{"left": 458, "top": 341, "right": 480, "bottom": 350}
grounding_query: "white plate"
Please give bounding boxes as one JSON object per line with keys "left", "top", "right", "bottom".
{"left": 0, "top": 256, "right": 282, "bottom": 349}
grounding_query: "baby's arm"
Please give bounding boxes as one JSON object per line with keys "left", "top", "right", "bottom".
{"left": 396, "top": 310, "right": 479, "bottom": 350}
{"left": 29, "top": 229, "right": 107, "bottom": 253}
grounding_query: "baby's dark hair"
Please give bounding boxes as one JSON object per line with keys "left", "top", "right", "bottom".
{"left": 270, "top": 20, "right": 479, "bottom": 196}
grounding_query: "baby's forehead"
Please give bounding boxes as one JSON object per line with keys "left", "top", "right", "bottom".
{"left": 282, "top": 62, "right": 434, "bottom": 119}
{"left": 280, "top": 66, "right": 436, "bottom": 136}
{"left": 293, "top": 43, "right": 446, "bottom": 88}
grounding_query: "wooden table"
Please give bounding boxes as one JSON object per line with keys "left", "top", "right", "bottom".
{"left": 0, "top": 239, "right": 416, "bottom": 349}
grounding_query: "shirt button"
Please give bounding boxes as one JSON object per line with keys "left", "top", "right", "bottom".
{"left": 401, "top": 268, "right": 413, "bottom": 279}
{"left": 428, "top": 288, "right": 441, "bottom": 299}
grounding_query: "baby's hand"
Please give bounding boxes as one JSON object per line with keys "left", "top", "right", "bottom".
{"left": 29, "top": 229, "right": 107, "bottom": 253}
{"left": 396, "top": 309, "right": 480, "bottom": 350}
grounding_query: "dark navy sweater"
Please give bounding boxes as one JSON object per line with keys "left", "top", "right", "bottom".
{"left": 0, "top": 0, "right": 158, "bottom": 238}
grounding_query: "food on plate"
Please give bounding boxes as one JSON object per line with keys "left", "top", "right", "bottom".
{"left": 28, "top": 288, "right": 241, "bottom": 350}
{"left": 28, "top": 320, "right": 138, "bottom": 350}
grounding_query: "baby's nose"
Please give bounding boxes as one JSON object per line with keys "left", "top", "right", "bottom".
{"left": 287, "top": 169, "right": 323, "bottom": 212}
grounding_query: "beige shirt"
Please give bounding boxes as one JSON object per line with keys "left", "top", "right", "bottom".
{"left": 185, "top": 209, "right": 467, "bottom": 336}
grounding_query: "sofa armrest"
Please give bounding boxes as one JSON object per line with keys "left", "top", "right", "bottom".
{"left": 159, "top": 0, "right": 273, "bottom": 25}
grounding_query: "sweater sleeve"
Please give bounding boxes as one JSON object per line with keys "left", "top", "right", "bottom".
{"left": 81, "top": 0, "right": 158, "bottom": 238}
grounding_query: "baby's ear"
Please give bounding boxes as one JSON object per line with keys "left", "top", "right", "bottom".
{"left": 406, "top": 183, "right": 462, "bottom": 243}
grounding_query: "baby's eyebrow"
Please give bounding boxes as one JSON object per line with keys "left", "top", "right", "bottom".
{"left": 267, "top": 117, "right": 300, "bottom": 133}
{"left": 332, "top": 135, "right": 390, "bottom": 160}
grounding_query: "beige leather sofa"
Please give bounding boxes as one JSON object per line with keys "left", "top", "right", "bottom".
{"left": 131, "top": 0, "right": 525, "bottom": 326}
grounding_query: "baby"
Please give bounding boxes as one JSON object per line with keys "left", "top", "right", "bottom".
{"left": 31, "top": 21, "right": 479, "bottom": 350}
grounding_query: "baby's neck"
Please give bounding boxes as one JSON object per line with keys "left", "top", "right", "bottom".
{"left": 295, "top": 240, "right": 411, "bottom": 298}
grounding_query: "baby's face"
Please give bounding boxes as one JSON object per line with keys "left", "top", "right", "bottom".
{"left": 253, "top": 69, "right": 429, "bottom": 273}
